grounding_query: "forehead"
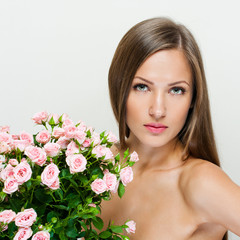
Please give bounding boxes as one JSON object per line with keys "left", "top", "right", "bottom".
{"left": 134, "top": 49, "right": 192, "bottom": 84}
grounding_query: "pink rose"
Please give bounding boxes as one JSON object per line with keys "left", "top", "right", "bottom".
{"left": 64, "top": 125, "right": 77, "bottom": 139}
{"left": 13, "top": 140, "right": 29, "bottom": 152}
{"left": 88, "top": 203, "right": 96, "bottom": 208}
{"left": 66, "top": 154, "right": 87, "bottom": 174}
{"left": 125, "top": 220, "right": 136, "bottom": 234}
{"left": 66, "top": 141, "right": 79, "bottom": 156}
{"left": 41, "top": 163, "right": 60, "bottom": 187}
{"left": 82, "top": 138, "right": 91, "bottom": 148}
{"left": 15, "top": 208, "right": 37, "bottom": 227}
{"left": 74, "top": 130, "right": 86, "bottom": 144}
{"left": 77, "top": 122, "right": 87, "bottom": 132}
{"left": 36, "top": 130, "right": 51, "bottom": 144}
{"left": 52, "top": 127, "right": 65, "bottom": 138}
{"left": 120, "top": 167, "right": 133, "bottom": 186}
{"left": 0, "top": 164, "right": 15, "bottom": 180}
{"left": 129, "top": 151, "right": 139, "bottom": 162}
{"left": 59, "top": 113, "right": 69, "bottom": 122}
{"left": 12, "top": 134, "right": 19, "bottom": 140}
{"left": 92, "top": 145, "right": 113, "bottom": 160}
{"left": 62, "top": 119, "right": 74, "bottom": 128}
{"left": 24, "top": 146, "right": 47, "bottom": 166}
{"left": 13, "top": 227, "right": 33, "bottom": 240}
{"left": 49, "top": 177, "right": 60, "bottom": 190}
{"left": 0, "top": 141, "right": 11, "bottom": 153}
{"left": 9, "top": 159, "right": 19, "bottom": 166}
{"left": 0, "top": 126, "right": 10, "bottom": 133}
{"left": 90, "top": 178, "right": 107, "bottom": 194}
{"left": 48, "top": 113, "right": 59, "bottom": 124}
{"left": 32, "top": 231, "right": 50, "bottom": 240}
{"left": 19, "top": 131, "right": 33, "bottom": 145}
{"left": 0, "top": 132, "right": 13, "bottom": 144}
{"left": 103, "top": 172, "right": 117, "bottom": 191}
{"left": 91, "top": 132, "right": 100, "bottom": 146}
{"left": 106, "top": 131, "right": 118, "bottom": 143}
{"left": 32, "top": 111, "right": 48, "bottom": 124}
{"left": 13, "top": 161, "right": 32, "bottom": 185}
{"left": 0, "top": 210, "right": 16, "bottom": 224}
{"left": 3, "top": 177, "right": 19, "bottom": 194}
{"left": 44, "top": 143, "right": 60, "bottom": 157}
{"left": 56, "top": 137, "right": 70, "bottom": 149}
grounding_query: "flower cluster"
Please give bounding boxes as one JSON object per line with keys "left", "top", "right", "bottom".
{"left": 0, "top": 112, "right": 138, "bottom": 240}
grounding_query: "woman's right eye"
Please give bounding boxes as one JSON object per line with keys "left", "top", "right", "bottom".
{"left": 133, "top": 84, "right": 149, "bottom": 92}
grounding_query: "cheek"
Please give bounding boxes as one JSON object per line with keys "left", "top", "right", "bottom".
{"left": 126, "top": 96, "right": 141, "bottom": 128}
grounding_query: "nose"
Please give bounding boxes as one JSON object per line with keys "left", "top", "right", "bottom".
{"left": 148, "top": 92, "right": 166, "bottom": 119}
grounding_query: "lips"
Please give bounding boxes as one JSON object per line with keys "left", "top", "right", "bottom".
{"left": 144, "top": 123, "right": 168, "bottom": 134}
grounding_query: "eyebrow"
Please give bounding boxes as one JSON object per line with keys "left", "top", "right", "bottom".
{"left": 134, "top": 76, "right": 190, "bottom": 86}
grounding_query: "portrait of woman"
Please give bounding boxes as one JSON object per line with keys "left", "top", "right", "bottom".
{"left": 0, "top": 1, "right": 240, "bottom": 239}
{"left": 100, "top": 17, "right": 240, "bottom": 240}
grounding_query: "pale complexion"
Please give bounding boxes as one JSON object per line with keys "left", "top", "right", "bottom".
{"left": 100, "top": 49, "right": 240, "bottom": 239}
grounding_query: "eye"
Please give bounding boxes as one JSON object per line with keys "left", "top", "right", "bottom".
{"left": 133, "top": 84, "right": 149, "bottom": 92}
{"left": 169, "top": 87, "right": 186, "bottom": 95}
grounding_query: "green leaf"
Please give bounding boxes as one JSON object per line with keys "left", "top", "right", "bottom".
{"left": 0, "top": 191, "right": 7, "bottom": 202}
{"left": 35, "top": 188, "right": 52, "bottom": 203}
{"left": 79, "top": 174, "right": 89, "bottom": 185}
{"left": 113, "top": 236, "right": 122, "bottom": 240}
{"left": 99, "top": 230, "right": 112, "bottom": 239}
{"left": 49, "top": 116, "right": 55, "bottom": 126}
{"left": 79, "top": 220, "right": 88, "bottom": 231}
{"left": 68, "top": 197, "right": 81, "bottom": 209}
{"left": 91, "top": 166, "right": 104, "bottom": 178}
{"left": 118, "top": 181, "right": 125, "bottom": 198}
{"left": 25, "top": 180, "right": 32, "bottom": 190}
{"left": 92, "top": 216, "right": 104, "bottom": 230}
{"left": 55, "top": 189, "right": 64, "bottom": 200}
{"left": 100, "top": 131, "right": 106, "bottom": 139}
{"left": 66, "top": 228, "right": 78, "bottom": 238}
{"left": 110, "top": 225, "right": 123, "bottom": 233}
{"left": 59, "top": 230, "right": 68, "bottom": 240}
{"left": 61, "top": 168, "right": 71, "bottom": 178}
{"left": 123, "top": 148, "right": 129, "bottom": 159}
{"left": 47, "top": 211, "right": 59, "bottom": 222}
{"left": 114, "top": 153, "right": 120, "bottom": 162}
{"left": 53, "top": 205, "right": 69, "bottom": 211}
{"left": 7, "top": 222, "right": 17, "bottom": 237}
{"left": 128, "top": 161, "right": 135, "bottom": 167}
{"left": 69, "top": 178, "right": 78, "bottom": 188}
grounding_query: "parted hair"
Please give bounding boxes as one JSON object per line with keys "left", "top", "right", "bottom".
{"left": 108, "top": 17, "right": 227, "bottom": 240}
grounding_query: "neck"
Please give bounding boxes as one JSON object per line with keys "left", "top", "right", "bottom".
{"left": 125, "top": 136, "right": 186, "bottom": 172}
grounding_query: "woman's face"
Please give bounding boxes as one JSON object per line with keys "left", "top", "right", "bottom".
{"left": 126, "top": 49, "right": 193, "bottom": 148}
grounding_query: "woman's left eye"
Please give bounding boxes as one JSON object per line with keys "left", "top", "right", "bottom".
{"left": 169, "top": 87, "right": 185, "bottom": 95}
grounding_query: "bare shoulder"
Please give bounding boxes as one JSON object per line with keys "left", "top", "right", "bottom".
{"left": 180, "top": 158, "right": 233, "bottom": 203}
{"left": 179, "top": 158, "right": 240, "bottom": 231}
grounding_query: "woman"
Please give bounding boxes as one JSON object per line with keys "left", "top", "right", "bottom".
{"left": 101, "top": 17, "right": 240, "bottom": 239}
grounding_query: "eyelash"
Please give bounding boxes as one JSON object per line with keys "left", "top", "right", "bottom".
{"left": 169, "top": 87, "right": 186, "bottom": 95}
{"left": 133, "top": 84, "right": 149, "bottom": 92}
{"left": 133, "top": 84, "right": 186, "bottom": 95}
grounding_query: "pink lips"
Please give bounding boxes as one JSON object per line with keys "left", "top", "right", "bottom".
{"left": 144, "top": 123, "right": 168, "bottom": 134}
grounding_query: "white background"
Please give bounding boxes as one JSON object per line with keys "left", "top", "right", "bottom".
{"left": 0, "top": 0, "right": 240, "bottom": 239}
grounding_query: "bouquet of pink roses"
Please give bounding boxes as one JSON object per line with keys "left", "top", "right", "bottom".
{"left": 0, "top": 112, "right": 138, "bottom": 240}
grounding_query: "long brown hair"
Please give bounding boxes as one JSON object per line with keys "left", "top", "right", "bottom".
{"left": 108, "top": 17, "right": 227, "bottom": 239}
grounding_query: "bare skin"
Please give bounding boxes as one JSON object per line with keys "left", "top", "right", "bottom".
{"left": 100, "top": 49, "right": 240, "bottom": 239}
{"left": 100, "top": 143, "right": 240, "bottom": 239}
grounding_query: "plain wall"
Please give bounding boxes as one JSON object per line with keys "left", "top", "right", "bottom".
{"left": 0, "top": 0, "right": 240, "bottom": 239}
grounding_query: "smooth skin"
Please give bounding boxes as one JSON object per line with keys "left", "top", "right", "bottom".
{"left": 100, "top": 49, "right": 240, "bottom": 239}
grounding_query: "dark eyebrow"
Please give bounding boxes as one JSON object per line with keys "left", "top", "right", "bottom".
{"left": 134, "top": 76, "right": 153, "bottom": 85}
{"left": 134, "top": 76, "right": 190, "bottom": 87}
{"left": 168, "top": 81, "right": 190, "bottom": 86}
